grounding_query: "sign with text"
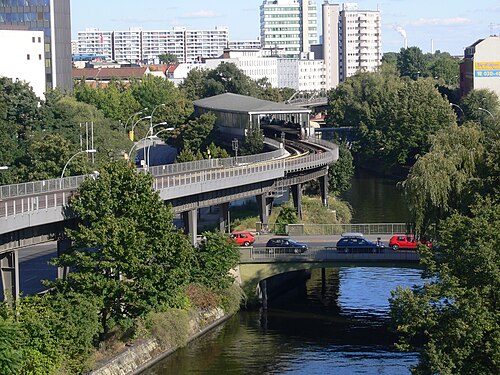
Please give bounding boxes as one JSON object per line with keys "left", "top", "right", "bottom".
{"left": 475, "top": 62, "right": 500, "bottom": 77}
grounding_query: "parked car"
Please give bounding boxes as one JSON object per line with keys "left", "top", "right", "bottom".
{"left": 389, "top": 235, "right": 432, "bottom": 251}
{"left": 336, "top": 235, "right": 385, "bottom": 253}
{"left": 266, "top": 238, "right": 308, "bottom": 253}
{"left": 230, "top": 231, "right": 255, "bottom": 247}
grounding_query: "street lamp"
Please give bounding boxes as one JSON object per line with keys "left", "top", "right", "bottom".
{"left": 145, "top": 122, "right": 170, "bottom": 169}
{"left": 232, "top": 138, "right": 239, "bottom": 158}
{"left": 129, "top": 115, "right": 152, "bottom": 142}
{"left": 129, "top": 127, "right": 174, "bottom": 170}
{"left": 450, "top": 103, "right": 465, "bottom": 123}
{"left": 478, "top": 107, "right": 495, "bottom": 121}
{"left": 149, "top": 103, "right": 166, "bottom": 134}
{"left": 125, "top": 108, "right": 148, "bottom": 138}
{"left": 60, "top": 149, "right": 97, "bottom": 187}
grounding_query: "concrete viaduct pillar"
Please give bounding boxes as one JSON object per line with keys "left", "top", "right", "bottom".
{"left": 291, "top": 183, "right": 303, "bottom": 220}
{"left": 218, "top": 203, "right": 229, "bottom": 233}
{"left": 182, "top": 209, "right": 198, "bottom": 246}
{"left": 257, "top": 194, "right": 274, "bottom": 232}
{"left": 319, "top": 173, "right": 329, "bottom": 207}
{"left": 0, "top": 250, "right": 19, "bottom": 302}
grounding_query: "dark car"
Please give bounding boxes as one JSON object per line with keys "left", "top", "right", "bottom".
{"left": 266, "top": 238, "right": 308, "bottom": 254}
{"left": 336, "top": 236, "right": 384, "bottom": 253}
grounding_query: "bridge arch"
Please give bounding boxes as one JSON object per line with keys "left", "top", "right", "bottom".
{"left": 239, "top": 261, "right": 422, "bottom": 306}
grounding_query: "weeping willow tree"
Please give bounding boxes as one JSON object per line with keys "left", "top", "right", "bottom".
{"left": 402, "top": 122, "right": 485, "bottom": 235}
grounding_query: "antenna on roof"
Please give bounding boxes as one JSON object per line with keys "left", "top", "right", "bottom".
{"left": 489, "top": 23, "right": 500, "bottom": 36}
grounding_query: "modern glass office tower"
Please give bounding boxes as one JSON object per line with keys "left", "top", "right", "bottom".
{"left": 0, "top": 0, "right": 72, "bottom": 92}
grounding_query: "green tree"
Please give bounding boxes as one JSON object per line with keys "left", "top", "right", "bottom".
{"left": 327, "top": 68, "right": 455, "bottom": 170}
{"left": 0, "top": 317, "right": 24, "bottom": 375}
{"left": 191, "top": 231, "right": 240, "bottom": 291}
{"left": 275, "top": 206, "right": 298, "bottom": 234}
{"left": 179, "top": 68, "right": 210, "bottom": 101}
{"left": 402, "top": 122, "right": 485, "bottom": 233}
{"left": 460, "top": 88, "right": 500, "bottom": 134}
{"left": 382, "top": 52, "right": 398, "bottom": 67}
{"left": 426, "top": 51, "right": 460, "bottom": 86}
{"left": 48, "top": 161, "right": 194, "bottom": 336}
{"left": 328, "top": 145, "right": 354, "bottom": 195}
{"left": 175, "top": 112, "right": 217, "bottom": 152}
{"left": 239, "top": 126, "right": 264, "bottom": 155}
{"left": 390, "top": 199, "right": 500, "bottom": 374}
{"left": 397, "top": 47, "right": 427, "bottom": 79}
{"left": 158, "top": 53, "right": 179, "bottom": 65}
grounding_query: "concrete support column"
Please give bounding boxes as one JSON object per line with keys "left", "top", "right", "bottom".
{"left": 219, "top": 203, "right": 229, "bottom": 233}
{"left": 0, "top": 250, "right": 19, "bottom": 302}
{"left": 57, "top": 238, "right": 72, "bottom": 279}
{"left": 260, "top": 279, "right": 268, "bottom": 310}
{"left": 291, "top": 183, "right": 303, "bottom": 220}
{"left": 182, "top": 209, "right": 198, "bottom": 246}
{"left": 257, "top": 194, "right": 274, "bottom": 232}
{"left": 319, "top": 172, "right": 329, "bottom": 207}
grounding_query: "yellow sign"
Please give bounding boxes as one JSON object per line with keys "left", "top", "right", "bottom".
{"left": 475, "top": 62, "right": 500, "bottom": 70}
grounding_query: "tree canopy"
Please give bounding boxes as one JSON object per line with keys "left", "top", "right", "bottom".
{"left": 48, "top": 161, "right": 195, "bottom": 334}
{"left": 327, "top": 67, "right": 456, "bottom": 171}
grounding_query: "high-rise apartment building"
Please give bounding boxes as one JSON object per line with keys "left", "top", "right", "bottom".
{"left": 0, "top": 0, "right": 72, "bottom": 92}
{"left": 77, "top": 27, "right": 229, "bottom": 65}
{"left": 322, "top": 2, "right": 340, "bottom": 89}
{"left": 338, "top": 2, "right": 381, "bottom": 81}
{"left": 321, "top": 2, "right": 381, "bottom": 85}
{"left": 260, "top": 0, "right": 318, "bottom": 58}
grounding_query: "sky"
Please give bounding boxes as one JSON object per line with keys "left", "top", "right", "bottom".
{"left": 71, "top": 0, "right": 500, "bottom": 55}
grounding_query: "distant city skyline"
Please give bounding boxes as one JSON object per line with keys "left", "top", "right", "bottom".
{"left": 71, "top": 0, "right": 500, "bottom": 55}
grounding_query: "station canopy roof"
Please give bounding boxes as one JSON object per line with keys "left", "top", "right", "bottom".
{"left": 193, "top": 93, "right": 310, "bottom": 115}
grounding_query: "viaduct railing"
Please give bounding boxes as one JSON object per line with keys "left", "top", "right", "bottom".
{"left": 0, "top": 138, "right": 338, "bottom": 236}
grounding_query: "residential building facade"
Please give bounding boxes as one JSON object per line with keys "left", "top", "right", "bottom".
{"left": 322, "top": 1, "right": 340, "bottom": 89}
{"left": 0, "top": 0, "right": 72, "bottom": 92}
{"left": 460, "top": 36, "right": 500, "bottom": 99}
{"left": 338, "top": 2, "right": 381, "bottom": 81}
{"left": 260, "top": 0, "right": 318, "bottom": 58}
{"left": 0, "top": 30, "right": 46, "bottom": 98}
{"left": 278, "top": 53, "right": 326, "bottom": 91}
{"left": 229, "top": 39, "right": 262, "bottom": 50}
{"left": 76, "top": 26, "right": 229, "bottom": 65}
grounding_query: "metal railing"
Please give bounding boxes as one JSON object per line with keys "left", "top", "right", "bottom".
{"left": 241, "top": 246, "right": 420, "bottom": 262}
{"left": 265, "top": 223, "right": 410, "bottom": 236}
{"left": 0, "top": 138, "right": 287, "bottom": 199}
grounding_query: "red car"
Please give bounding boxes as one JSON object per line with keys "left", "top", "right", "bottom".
{"left": 230, "top": 231, "right": 255, "bottom": 247}
{"left": 389, "top": 235, "right": 432, "bottom": 251}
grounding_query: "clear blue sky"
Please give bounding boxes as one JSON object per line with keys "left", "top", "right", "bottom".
{"left": 71, "top": 0, "right": 500, "bottom": 55}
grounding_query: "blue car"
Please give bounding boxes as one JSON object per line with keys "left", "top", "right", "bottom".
{"left": 336, "top": 236, "right": 385, "bottom": 253}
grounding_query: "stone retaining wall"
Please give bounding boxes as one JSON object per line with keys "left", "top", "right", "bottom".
{"left": 89, "top": 308, "right": 226, "bottom": 375}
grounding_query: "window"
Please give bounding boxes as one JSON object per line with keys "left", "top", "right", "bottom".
{"left": 27, "top": 54, "right": 30, "bottom": 60}
{"left": 32, "top": 36, "right": 35, "bottom": 42}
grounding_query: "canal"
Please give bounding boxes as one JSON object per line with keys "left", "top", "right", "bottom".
{"left": 143, "top": 267, "right": 422, "bottom": 374}
{"left": 142, "top": 172, "right": 420, "bottom": 374}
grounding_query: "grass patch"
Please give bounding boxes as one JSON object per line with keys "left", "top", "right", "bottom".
{"left": 218, "top": 284, "right": 245, "bottom": 315}
{"left": 144, "top": 309, "right": 190, "bottom": 350}
{"left": 231, "top": 195, "right": 352, "bottom": 232}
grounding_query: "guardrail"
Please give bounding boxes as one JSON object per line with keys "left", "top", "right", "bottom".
{"left": 263, "top": 223, "right": 410, "bottom": 236}
{"left": 241, "top": 246, "right": 420, "bottom": 262}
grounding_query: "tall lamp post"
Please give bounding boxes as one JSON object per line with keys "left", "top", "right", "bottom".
{"left": 450, "top": 103, "right": 465, "bottom": 123}
{"left": 129, "top": 115, "right": 152, "bottom": 142}
{"left": 478, "top": 107, "right": 495, "bottom": 121}
{"left": 60, "top": 149, "right": 96, "bottom": 188}
{"left": 149, "top": 103, "right": 166, "bottom": 136}
{"left": 145, "top": 122, "right": 170, "bottom": 169}
{"left": 125, "top": 108, "right": 148, "bottom": 139}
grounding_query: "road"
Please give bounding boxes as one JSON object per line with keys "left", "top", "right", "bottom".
{"left": 3, "top": 233, "right": 403, "bottom": 299}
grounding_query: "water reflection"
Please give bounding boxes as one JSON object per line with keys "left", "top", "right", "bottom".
{"left": 341, "top": 169, "right": 410, "bottom": 223}
{"left": 143, "top": 267, "right": 422, "bottom": 375}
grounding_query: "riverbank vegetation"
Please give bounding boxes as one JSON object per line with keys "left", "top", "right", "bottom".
{"left": 389, "top": 89, "right": 500, "bottom": 373}
{"left": 0, "top": 161, "right": 242, "bottom": 375}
